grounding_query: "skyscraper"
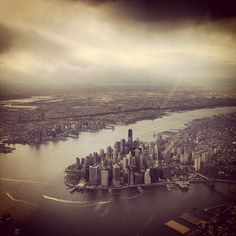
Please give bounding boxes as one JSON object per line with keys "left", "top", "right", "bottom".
{"left": 129, "top": 169, "right": 134, "bottom": 185}
{"left": 134, "top": 172, "right": 143, "bottom": 185}
{"left": 112, "top": 164, "right": 120, "bottom": 187}
{"left": 101, "top": 170, "right": 108, "bottom": 187}
{"left": 120, "top": 139, "right": 126, "bottom": 154}
{"left": 89, "top": 165, "right": 98, "bottom": 185}
{"left": 150, "top": 167, "right": 158, "bottom": 183}
{"left": 114, "top": 141, "right": 121, "bottom": 154}
{"left": 162, "top": 166, "right": 170, "bottom": 180}
{"left": 194, "top": 153, "right": 201, "bottom": 171}
{"left": 122, "top": 156, "right": 127, "bottom": 169}
{"left": 128, "top": 129, "right": 133, "bottom": 147}
{"left": 76, "top": 157, "right": 80, "bottom": 170}
{"left": 106, "top": 146, "right": 112, "bottom": 158}
{"left": 144, "top": 169, "right": 151, "bottom": 184}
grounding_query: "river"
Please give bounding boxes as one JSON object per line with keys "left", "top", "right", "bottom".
{"left": 0, "top": 106, "right": 235, "bottom": 236}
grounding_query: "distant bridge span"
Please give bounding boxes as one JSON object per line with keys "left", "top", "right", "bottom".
{"left": 215, "top": 179, "right": 236, "bottom": 184}
{"left": 197, "top": 173, "right": 211, "bottom": 181}
{"left": 197, "top": 173, "right": 236, "bottom": 184}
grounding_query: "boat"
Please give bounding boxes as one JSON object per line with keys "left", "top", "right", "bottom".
{"left": 70, "top": 187, "right": 76, "bottom": 193}
{"left": 68, "top": 134, "right": 79, "bottom": 138}
{"left": 165, "top": 184, "right": 172, "bottom": 191}
{"left": 177, "top": 182, "right": 190, "bottom": 191}
{"left": 137, "top": 186, "right": 143, "bottom": 193}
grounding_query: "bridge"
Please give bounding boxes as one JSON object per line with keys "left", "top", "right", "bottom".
{"left": 197, "top": 173, "right": 236, "bottom": 199}
{"left": 197, "top": 173, "right": 236, "bottom": 184}
{"left": 197, "top": 173, "right": 212, "bottom": 181}
{"left": 215, "top": 179, "right": 236, "bottom": 184}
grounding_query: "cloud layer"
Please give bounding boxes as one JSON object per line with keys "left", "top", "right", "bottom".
{"left": 0, "top": 0, "right": 235, "bottom": 89}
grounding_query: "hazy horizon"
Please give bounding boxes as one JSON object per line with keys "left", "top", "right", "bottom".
{"left": 0, "top": 0, "right": 236, "bottom": 90}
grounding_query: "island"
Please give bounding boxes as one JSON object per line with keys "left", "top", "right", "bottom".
{"left": 64, "top": 112, "right": 236, "bottom": 197}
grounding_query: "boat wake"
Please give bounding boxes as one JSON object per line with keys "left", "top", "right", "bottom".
{"left": 1, "top": 178, "right": 48, "bottom": 185}
{"left": 43, "top": 194, "right": 111, "bottom": 206}
{"left": 5, "top": 192, "right": 37, "bottom": 206}
{"left": 120, "top": 192, "right": 143, "bottom": 200}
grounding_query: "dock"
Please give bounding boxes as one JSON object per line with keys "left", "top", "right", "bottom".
{"left": 180, "top": 213, "right": 206, "bottom": 226}
{"left": 165, "top": 220, "right": 191, "bottom": 234}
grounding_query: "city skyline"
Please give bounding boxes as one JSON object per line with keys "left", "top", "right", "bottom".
{"left": 66, "top": 119, "right": 236, "bottom": 191}
{"left": 0, "top": 2, "right": 236, "bottom": 235}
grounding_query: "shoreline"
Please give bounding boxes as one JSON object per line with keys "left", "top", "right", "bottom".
{"left": 71, "top": 180, "right": 205, "bottom": 191}
{"left": 1, "top": 105, "right": 236, "bottom": 154}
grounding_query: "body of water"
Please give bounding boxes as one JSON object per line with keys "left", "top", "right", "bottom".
{"left": 0, "top": 106, "right": 235, "bottom": 236}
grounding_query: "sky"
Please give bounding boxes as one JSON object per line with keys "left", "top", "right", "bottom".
{"left": 0, "top": 0, "right": 236, "bottom": 89}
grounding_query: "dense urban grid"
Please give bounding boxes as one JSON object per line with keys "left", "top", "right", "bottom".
{"left": 65, "top": 112, "right": 236, "bottom": 194}
{"left": 0, "top": 87, "right": 236, "bottom": 153}
{"left": 170, "top": 113, "right": 236, "bottom": 181}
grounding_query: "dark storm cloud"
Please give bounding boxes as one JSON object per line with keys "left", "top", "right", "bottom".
{"left": 70, "top": 0, "right": 236, "bottom": 22}
{"left": 0, "top": 21, "right": 67, "bottom": 57}
{"left": 0, "top": 0, "right": 235, "bottom": 89}
{"left": 0, "top": 23, "right": 15, "bottom": 54}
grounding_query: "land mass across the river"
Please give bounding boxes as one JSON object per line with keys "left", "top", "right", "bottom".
{"left": 1, "top": 86, "right": 236, "bottom": 153}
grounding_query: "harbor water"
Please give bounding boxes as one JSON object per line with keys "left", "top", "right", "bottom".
{"left": 0, "top": 106, "right": 235, "bottom": 236}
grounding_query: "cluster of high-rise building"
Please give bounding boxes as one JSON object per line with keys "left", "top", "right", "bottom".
{"left": 174, "top": 141, "right": 215, "bottom": 172}
{"left": 68, "top": 129, "right": 194, "bottom": 188}
{"left": 66, "top": 111, "right": 236, "bottom": 189}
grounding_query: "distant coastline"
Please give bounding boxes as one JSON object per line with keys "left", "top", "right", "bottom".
{"left": 1, "top": 104, "right": 236, "bottom": 154}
